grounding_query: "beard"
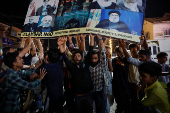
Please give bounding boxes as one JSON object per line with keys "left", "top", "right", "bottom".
{"left": 124, "top": 1, "right": 138, "bottom": 12}
{"left": 91, "top": 62, "right": 99, "bottom": 67}
{"left": 97, "top": 0, "right": 112, "bottom": 8}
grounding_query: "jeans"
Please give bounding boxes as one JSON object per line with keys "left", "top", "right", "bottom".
{"left": 93, "top": 89, "right": 106, "bottom": 113}
{"left": 75, "top": 91, "right": 93, "bottom": 113}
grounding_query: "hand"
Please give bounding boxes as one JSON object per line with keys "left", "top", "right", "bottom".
{"left": 28, "top": 35, "right": 33, "bottom": 44}
{"left": 89, "top": 32, "right": 94, "bottom": 39}
{"left": 139, "top": 35, "right": 146, "bottom": 40}
{"left": 97, "top": 33, "right": 102, "bottom": 40}
{"left": 68, "top": 35, "right": 72, "bottom": 43}
{"left": 118, "top": 39, "right": 126, "bottom": 48}
{"left": 22, "top": 37, "right": 26, "bottom": 41}
{"left": 81, "top": 34, "right": 86, "bottom": 41}
{"left": 58, "top": 36, "right": 64, "bottom": 46}
{"left": 106, "top": 50, "right": 111, "bottom": 59}
{"left": 76, "top": 34, "right": 80, "bottom": 41}
{"left": 63, "top": 35, "right": 67, "bottom": 43}
{"left": 58, "top": 36, "right": 67, "bottom": 53}
{"left": 38, "top": 68, "right": 47, "bottom": 81}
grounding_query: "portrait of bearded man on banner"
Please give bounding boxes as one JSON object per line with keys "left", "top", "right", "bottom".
{"left": 37, "top": 15, "right": 55, "bottom": 32}
{"left": 117, "top": 0, "right": 146, "bottom": 13}
{"left": 95, "top": 10, "right": 131, "bottom": 34}
{"left": 23, "top": 16, "right": 40, "bottom": 32}
{"left": 90, "top": 0, "right": 117, "bottom": 9}
{"left": 36, "top": 0, "right": 59, "bottom": 16}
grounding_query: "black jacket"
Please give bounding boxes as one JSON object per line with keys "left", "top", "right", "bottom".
{"left": 61, "top": 46, "right": 94, "bottom": 94}
{"left": 95, "top": 19, "right": 131, "bottom": 34}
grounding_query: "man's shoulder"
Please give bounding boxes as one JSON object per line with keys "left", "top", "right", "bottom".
{"left": 100, "top": 19, "right": 110, "bottom": 23}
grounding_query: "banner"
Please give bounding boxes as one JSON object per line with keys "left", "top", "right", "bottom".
{"left": 22, "top": 0, "right": 146, "bottom": 42}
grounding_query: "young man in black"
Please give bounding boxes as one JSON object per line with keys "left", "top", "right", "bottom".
{"left": 58, "top": 35, "right": 94, "bottom": 113}
{"left": 112, "top": 46, "right": 131, "bottom": 113}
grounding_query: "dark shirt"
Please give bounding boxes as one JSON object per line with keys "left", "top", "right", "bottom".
{"left": 37, "top": 62, "right": 63, "bottom": 99}
{"left": 36, "top": 5, "right": 56, "bottom": 16}
{"left": 22, "top": 23, "right": 38, "bottom": 32}
{"left": 112, "top": 57, "right": 129, "bottom": 86}
{"left": 95, "top": 19, "right": 131, "bottom": 34}
{"left": 61, "top": 46, "right": 94, "bottom": 94}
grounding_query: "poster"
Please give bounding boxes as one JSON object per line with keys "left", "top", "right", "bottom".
{"left": 22, "top": 0, "right": 146, "bottom": 42}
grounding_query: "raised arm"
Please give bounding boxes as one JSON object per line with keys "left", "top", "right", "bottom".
{"left": 85, "top": 33, "right": 94, "bottom": 65}
{"left": 79, "top": 34, "right": 86, "bottom": 52}
{"left": 36, "top": 38, "right": 44, "bottom": 58}
{"left": 104, "top": 37, "right": 111, "bottom": 47}
{"left": 141, "top": 30, "right": 148, "bottom": 49}
{"left": 20, "top": 37, "right": 26, "bottom": 48}
{"left": 30, "top": 38, "right": 36, "bottom": 56}
{"left": 106, "top": 50, "right": 113, "bottom": 72}
{"left": 76, "top": 34, "right": 81, "bottom": 48}
{"left": 58, "top": 36, "right": 75, "bottom": 72}
{"left": 119, "top": 39, "right": 142, "bottom": 67}
{"left": 97, "top": 34, "right": 107, "bottom": 67}
{"left": 18, "top": 35, "right": 32, "bottom": 58}
{"left": 97, "top": 34, "right": 104, "bottom": 49}
{"left": 119, "top": 39, "right": 130, "bottom": 59}
{"left": 68, "top": 35, "right": 75, "bottom": 50}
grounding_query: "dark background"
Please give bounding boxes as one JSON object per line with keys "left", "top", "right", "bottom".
{"left": 0, "top": 0, "right": 170, "bottom": 49}
{"left": 0, "top": 0, "right": 170, "bottom": 29}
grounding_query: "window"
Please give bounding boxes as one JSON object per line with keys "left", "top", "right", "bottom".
{"left": 149, "top": 47, "right": 152, "bottom": 55}
{"left": 153, "top": 46, "right": 157, "bottom": 55}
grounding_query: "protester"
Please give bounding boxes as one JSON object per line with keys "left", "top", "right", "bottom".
{"left": 37, "top": 48, "right": 63, "bottom": 113}
{"left": 112, "top": 46, "right": 131, "bottom": 113}
{"left": 138, "top": 61, "right": 170, "bottom": 113}
{"left": 58, "top": 35, "right": 94, "bottom": 113}
{"left": 0, "top": 50, "right": 47, "bottom": 113}
{"left": 128, "top": 43, "right": 140, "bottom": 112}
{"left": 89, "top": 34, "right": 107, "bottom": 113}
{"left": 157, "top": 52, "right": 170, "bottom": 85}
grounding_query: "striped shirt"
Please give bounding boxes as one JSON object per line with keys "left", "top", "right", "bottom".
{"left": 89, "top": 48, "right": 107, "bottom": 91}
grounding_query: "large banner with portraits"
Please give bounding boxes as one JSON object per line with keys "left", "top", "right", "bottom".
{"left": 22, "top": 0, "right": 146, "bottom": 42}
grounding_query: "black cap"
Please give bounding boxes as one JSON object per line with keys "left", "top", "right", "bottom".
{"left": 108, "top": 10, "right": 121, "bottom": 17}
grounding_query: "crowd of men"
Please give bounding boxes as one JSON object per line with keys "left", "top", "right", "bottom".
{"left": 0, "top": 33, "right": 170, "bottom": 113}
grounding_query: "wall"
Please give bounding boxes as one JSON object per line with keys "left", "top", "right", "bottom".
{"left": 143, "top": 20, "right": 153, "bottom": 40}
{"left": 153, "top": 22, "right": 170, "bottom": 39}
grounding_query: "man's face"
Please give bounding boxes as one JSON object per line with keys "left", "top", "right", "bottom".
{"left": 124, "top": 0, "right": 138, "bottom": 11}
{"left": 29, "top": 17, "right": 34, "bottom": 24}
{"left": 42, "top": 17, "right": 52, "bottom": 27}
{"left": 109, "top": 13, "right": 119, "bottom": 23}
{"left": 158, "top": 55, "right": 168, "bottom": 64}
{"left": 15, "top": 56, "right": 24, "bottom": 68}
{"left": 116, "top": 51, "right": 123, "bottom": 58}
{"left": 44, "top": 0, "right": 50, "bottom": 5}
{"left": 139, "top": 72, "right": 156, "bottom": 86}
{"left": 139, "top": 54, "right": 147, "bottom": 61}
{"left": 91, "top": 54, "right": 99, "bottom": 66}
{"left": 73, "top": 53, "right": 82, "bottom": 65}
{"left": 130, "top": 47, "right": 138, "bottom": 56}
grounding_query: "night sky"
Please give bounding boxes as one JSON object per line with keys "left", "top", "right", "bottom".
{"left": 0, "top": 0, "right": 170, "bottom": 29}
